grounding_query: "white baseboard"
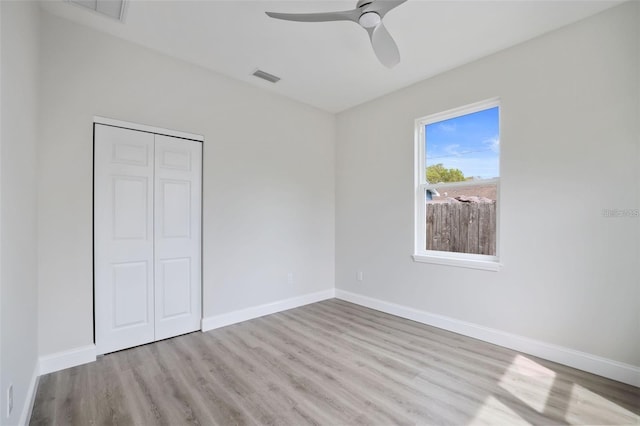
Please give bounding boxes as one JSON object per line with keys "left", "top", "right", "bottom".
{"left": 39, "top": 344, "right": 97, "bottom": 376}
{"left": 335, "top": 289, "right": 640, "bottom": 388}
{"left": 31, "top": 289, "right": 639, "bottom": 390}
{"left": 35, "top": 290, "right": 335, "bottom": 376}
{"left": 18, "top": 365, "right": 39, "bottom": 426}
{"left": 202, "top": 288, "right": 336, "bottom": 332}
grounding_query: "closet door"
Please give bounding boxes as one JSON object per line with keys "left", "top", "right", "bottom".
{"left": 94, "top": 124, "right": 155, "bottom": 355}
{"left": 153, "top": 135, "right": 202, "bottom": 339}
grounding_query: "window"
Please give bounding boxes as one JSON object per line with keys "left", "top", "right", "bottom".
{"left": 414, "top": 99, "right": 500, "bottom": 271}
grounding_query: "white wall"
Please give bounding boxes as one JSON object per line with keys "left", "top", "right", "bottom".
{"left": 336, "top": 2, "right": 640, "bottom": 367}
{"left": 1, "top": 1, "right": 40, "bottom": 423}
{"left": 37, "top": 13, "right": 335, "bottom": 357}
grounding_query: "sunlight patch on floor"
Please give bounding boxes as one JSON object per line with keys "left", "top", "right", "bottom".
{"left": 470, "top": 395, "right": 531, "bottom": 425}
{"left": 564, "top": 383, "right": 639, "bottom": 425}
{"left": 498, "top": 354, "right": 556, "bottom": 413}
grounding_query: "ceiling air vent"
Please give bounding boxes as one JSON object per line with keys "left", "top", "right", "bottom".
{"left": 252, "top": 69, "right": 281, "bottom": 84}
{"left": 67, "top": 0, "right": 127, "bottom": 21}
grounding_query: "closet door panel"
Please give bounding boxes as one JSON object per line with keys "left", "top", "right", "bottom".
{"left": 94, "top": 124, "right": 155, "bottom": 355}
{"left": 154, "top": 134, "right": 202, "bottom": 340}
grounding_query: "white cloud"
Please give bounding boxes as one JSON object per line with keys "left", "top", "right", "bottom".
{"left": 484, "top": 135, "right": 500, "bottom": 153}
{"left": 444, "top": 143, "right": 462, "bottom": 156}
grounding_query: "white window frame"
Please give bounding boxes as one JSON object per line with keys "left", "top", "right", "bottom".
{"left": 413, "top": 98, "right": 502, "bottom": 271}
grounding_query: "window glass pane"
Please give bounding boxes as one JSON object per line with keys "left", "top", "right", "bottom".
{"left": 427, "top": 183, "right": 497, "bottom": 203}
{"left": 425, "top": 106, "right": 499, "bottom": 183}
{"left": 425, "top": 184, "right": 497, "bottom": 255}
{"left": 420, "top": 103, "right": 500, "bottom": 258}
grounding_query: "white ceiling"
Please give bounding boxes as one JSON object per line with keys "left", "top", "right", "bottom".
{"left": 40, "top": 0, "right": 623, "bottom": 113}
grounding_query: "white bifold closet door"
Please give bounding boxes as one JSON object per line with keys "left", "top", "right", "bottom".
{"left": 94, "top": 124, "right": 201, "bottom": 355}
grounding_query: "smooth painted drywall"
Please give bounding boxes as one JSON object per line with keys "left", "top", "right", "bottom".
{"left": 336, "top": 2, "right": 640, "bottom": 366}
{"left": 1, "top": 1, "right": 40, "bottom": 423}
{"left": 37, "top": 12, "right": 335, "bottom": 356}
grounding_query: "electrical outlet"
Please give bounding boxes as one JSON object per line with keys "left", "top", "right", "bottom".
{"left": 287, "top": 272, "right": 294, "bottom": 285}
{"left": 7, "top": 384, "right": 13, "bottom": 418}
{"left": 357, "top": 271, "right": 364, "bottom": 281}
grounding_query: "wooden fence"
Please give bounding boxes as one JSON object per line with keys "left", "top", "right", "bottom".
{"left": 426, "top": 202, "right": 496, "bottom": 255}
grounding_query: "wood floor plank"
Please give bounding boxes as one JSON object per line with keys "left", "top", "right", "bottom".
{"left": 247, "top": 318, "right": 420, "bottom": 425}
{"left": 264, "top": 312, "right": 462, "bottom": 424}
{"left": 30, "top": 299, "right": 640, "bottom": 425}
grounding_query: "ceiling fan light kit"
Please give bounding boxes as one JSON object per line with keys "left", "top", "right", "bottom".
{"left": 358, "top": 12, "right": 381, "bottom": 28}
{"left": 265, "top": 0, "right": 407, "bottom": 68}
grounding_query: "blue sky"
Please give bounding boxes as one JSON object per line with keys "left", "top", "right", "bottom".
{"left": 425, "top": 106, "right": 499, "bottom": 179}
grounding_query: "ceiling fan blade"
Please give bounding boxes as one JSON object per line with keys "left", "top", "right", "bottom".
{"left": 364, "top": 0, "right": 407, "bottom": 19}
{"left": 265, "top": 9, "right": 359, "bottom": 23}
{"left": 367, "top": 22, "right": 400, "bottom": 68}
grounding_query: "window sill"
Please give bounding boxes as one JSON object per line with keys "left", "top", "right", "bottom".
{"left": 412, "top": 254, "right": 502, "bottom": 271}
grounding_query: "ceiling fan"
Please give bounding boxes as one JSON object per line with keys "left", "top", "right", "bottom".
{"left": 265, "top": 0, "right": 407, "bottom": 68}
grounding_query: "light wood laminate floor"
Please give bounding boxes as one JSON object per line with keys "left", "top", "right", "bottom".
{"left": 30, "top": 299, "right": 640, "bottom": 425}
